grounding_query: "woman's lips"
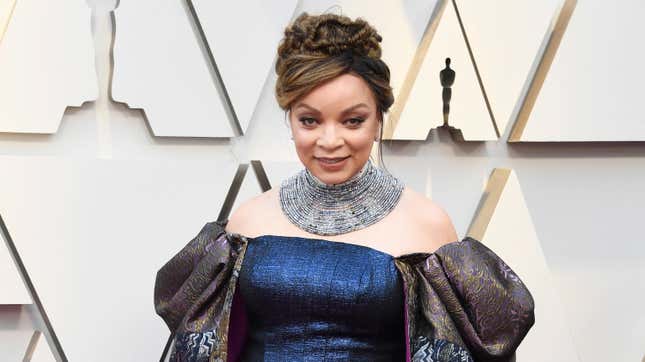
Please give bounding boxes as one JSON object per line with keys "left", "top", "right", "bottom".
{"left": 317, "top": 156, "right": 349, "bottom": 164}
{"left": 316, "top": 156, "right": 349, "bottom": 169}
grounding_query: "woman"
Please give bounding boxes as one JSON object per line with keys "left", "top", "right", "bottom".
{"left": 154, "top": 12, "right": 535, "bottom": 362}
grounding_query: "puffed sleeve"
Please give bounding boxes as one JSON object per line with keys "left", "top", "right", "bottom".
{"left": 154, "top": 220, "right": 237, "bottom": 334}
{"left": 412, "top": 236, "right": 535, "bottom": 361}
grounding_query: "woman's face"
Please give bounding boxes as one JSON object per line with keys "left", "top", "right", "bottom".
{"left": 288, "top": 72, "right": 380, "bottom": 185}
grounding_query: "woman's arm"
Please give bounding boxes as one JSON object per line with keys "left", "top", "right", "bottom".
{"left": 154, "top": 220, "right": 234, "bottom": 333}
{"left": 415, "top": 237, "right": 535, "bottom": 361}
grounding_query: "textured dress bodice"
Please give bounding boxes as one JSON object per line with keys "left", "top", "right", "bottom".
{"left": 237, "top": 234, "right": 406, "bottom": 361}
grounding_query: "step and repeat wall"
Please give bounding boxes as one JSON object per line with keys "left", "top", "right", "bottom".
{"left": 1, "top": 0, "right": 644, "bottom": 361}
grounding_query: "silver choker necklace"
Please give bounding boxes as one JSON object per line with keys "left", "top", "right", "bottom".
{"left": 279, "top": 159, "right": 405, "bottom": 236}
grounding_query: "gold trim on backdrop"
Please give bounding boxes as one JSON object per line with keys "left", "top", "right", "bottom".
{"left": 217, "top": 163, "right": 250, "bottom": 222}
{"left": 452, "top": 0, "right": 500, "bottom": 139}
{"left": 0, "top": 0, "right": 17, "bottom": 44}
{"left": 250, "top": 160, "right": 271, "bottom": 192}
{"left": 466, "top": 168, "right": 510, "bottom": 241}
{"left": 217, "top": 161, "right": 272, "bottom": 223}
{"left": 383, "top": 0, "right": 450, "bottom": 140}
{"left": 22, "top": 331, "right": 42, "bottom": 361}
{"left": 508, "top": 0, "right": 577, "bottom": 142}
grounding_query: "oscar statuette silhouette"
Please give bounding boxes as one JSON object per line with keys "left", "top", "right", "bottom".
{"left": 440, "top": 57, "right": 455, "bottom": 127}
{"left": 437, "top": 57, "right": 464, "bottom": 141}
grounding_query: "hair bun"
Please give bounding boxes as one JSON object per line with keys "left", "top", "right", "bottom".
{"left": 274, "top": 11, "right": 394, "bottom": 123}
{"left": 278, "top": 12, "right": 383, "bottom": 61}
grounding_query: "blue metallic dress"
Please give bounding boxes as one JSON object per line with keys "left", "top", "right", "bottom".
{"left": 237, "top": 234, "right": 406, "bottom": 361}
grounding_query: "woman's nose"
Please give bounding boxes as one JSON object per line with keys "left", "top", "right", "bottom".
{"left": 317, "top": 124, "right": 344, "bottom": 148}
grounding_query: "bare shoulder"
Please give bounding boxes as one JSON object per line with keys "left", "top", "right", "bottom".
{"left": 224, "top": 188, "right": 276, "bottom": 236}
{"left": 401, "top": 187, "right": 459, "bottom": 248}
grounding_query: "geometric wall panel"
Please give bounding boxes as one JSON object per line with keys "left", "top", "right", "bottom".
{"left": 223, "top": 70, "right": 297, "bottom": 163}
{"left": 0, "top": 218, "right": 31, "bottom": 304}
{"left": 262, "top": 160, "right": 304, "bottom": 190}
{"left": 28, "top": 331, "right": 56, "bottom": 361}
{"left": 555, "top": 264, "right": 645, "bottom": 362}
{"left": 391, "top": 0, "right": 495, "bottom": 141}
{"left": 229, "top": 163, "right": 265, "bottom": 219}
{"left": 224, "top": 160, "right": 302, "bottom": 225}
{"left": 468, "top": 169, "right": 579, "bottom": 361}
{"left": 0, "top": 0, "right": 97, "bottom": 133}
{"left": 112, "top": 0, "right": 235, "bottom": 137}
{"left": 456, "top": 0, "right": 563, "bottom": 138}
{"left": 191, "top": 0, "right": 298, "bottom": 134}
{"left": 512, "top": 0, "right": 645, "bottom": 141}
{"left": 0, "top": 330, "right": 34, "bottom": 361}
{"left": 1, "top": 213, "right": 63, "bottom": 360}
{"left": 0, "top": 156, "right": 238, "bottom": 361}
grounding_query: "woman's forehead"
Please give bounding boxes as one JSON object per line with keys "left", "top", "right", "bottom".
{"left": 293, "top": 74, "right": 376, "bottom": 112}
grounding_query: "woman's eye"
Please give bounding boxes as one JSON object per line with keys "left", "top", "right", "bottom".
{"left": 346, "top": 118, "right": 365, "bottom": 126}
{"left": 298, "top": 117, "right": 317, "bottom": 126}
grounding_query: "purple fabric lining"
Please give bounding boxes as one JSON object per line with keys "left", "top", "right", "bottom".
{"left": 226, "top": 283, "right": 248, "bottom": 362}
{"left": 402, "top": 277, "right": 411, "bottom": 362}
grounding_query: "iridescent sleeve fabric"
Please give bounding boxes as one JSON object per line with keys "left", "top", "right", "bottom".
{"left": 153, "top": 220, "right": 245, "bottom": 361}
{"left": 407, "top": 236, "right": 535, "bottom": 362}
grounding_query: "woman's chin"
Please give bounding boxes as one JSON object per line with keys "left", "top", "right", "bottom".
{"left": 312, "top": 168, "right": 356, "bottom": 186}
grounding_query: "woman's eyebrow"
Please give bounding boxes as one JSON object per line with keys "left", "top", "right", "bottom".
{"left": 294, "top": 103, "right": 320, "bottom": 113}
{"left": 340, "top": 103, "right": 369, "bottom": 114}
{"left": 294, "top": 102, "right": 369, "bottom": 115}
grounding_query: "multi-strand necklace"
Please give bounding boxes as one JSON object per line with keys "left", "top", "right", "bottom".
{"left": 279, "top": 159, "right": 405, "bottom": 236}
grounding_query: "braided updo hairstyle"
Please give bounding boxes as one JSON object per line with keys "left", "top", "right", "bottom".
{"left": 275, "top": 12, "right": 394, "bottom": 169}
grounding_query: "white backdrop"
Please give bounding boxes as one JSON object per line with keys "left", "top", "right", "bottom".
{"left": 1, "top": 1, "right": 644, "bottom": 361}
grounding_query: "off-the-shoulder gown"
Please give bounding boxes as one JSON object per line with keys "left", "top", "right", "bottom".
{"left": 154, "top": 221, "right": 535, "bottom": 362}
{"left": 237, "top": 234, "right": 406, "bottom": 361}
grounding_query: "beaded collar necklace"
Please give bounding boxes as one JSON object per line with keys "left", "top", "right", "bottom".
{"left": 279, "top": 159, "right": 405, "bottom": 236}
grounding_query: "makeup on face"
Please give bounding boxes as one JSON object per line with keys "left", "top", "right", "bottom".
{"left": 288, "top": 73, "right": 380, "bottom": 186}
